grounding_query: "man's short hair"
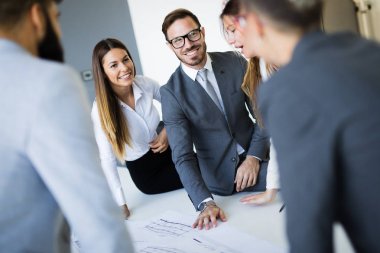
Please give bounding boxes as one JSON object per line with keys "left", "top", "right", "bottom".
{"left": 0, "top": 0, "right": 62, "bottom": 29}
{"left": 162, "top": 8, "right": 201, "bottom": 41}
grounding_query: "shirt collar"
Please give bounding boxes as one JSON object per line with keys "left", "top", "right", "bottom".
{"left": 0, "top": 39, "right": 29, "bottom": 55}
{"left": 118, "top": 80, "right": 143, "bottom": 109}
{"left": 181, "top": 53, "right": 212, "bottom": 81}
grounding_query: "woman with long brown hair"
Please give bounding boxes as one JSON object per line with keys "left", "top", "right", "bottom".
{"left": 220, "top": 0, "right": 280, "bottom": 205}
{"left": 91, "top": 38, "right": 182, "bottom": 218}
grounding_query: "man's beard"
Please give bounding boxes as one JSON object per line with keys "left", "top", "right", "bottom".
{"left": 37, "top": 11, "right": 64, "bottom": 63}
{"left": 176, "top": 42, "right": 207, "bottom": 67}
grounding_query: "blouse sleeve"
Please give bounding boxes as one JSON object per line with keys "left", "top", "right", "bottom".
{"left": 266, "top": 139, "right": 280, "bottom": 189}
{"left": 91, "top": 102, "right": 127, "bottom": 206}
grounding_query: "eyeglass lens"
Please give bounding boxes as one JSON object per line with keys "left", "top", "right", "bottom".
{"left": 171, "top": 29, "right": 201, "bottom": 49}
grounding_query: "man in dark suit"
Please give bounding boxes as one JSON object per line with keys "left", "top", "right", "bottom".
{"left": 160, "top": 8, "right": 270, "bottom": 229}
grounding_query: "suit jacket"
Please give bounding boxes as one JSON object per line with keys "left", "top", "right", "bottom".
{"left": 259, "top": 31, "right": 380, "bottom": 253}
{"left": 161, "top": 51, "right": 270, "bottom": 208}
{"left": 0, "top": 39, "right": 133, "bottom": 253}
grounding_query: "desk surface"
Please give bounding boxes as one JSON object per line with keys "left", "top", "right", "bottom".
{"left": 118, "top": 167, "right": 354, "bottom": 253}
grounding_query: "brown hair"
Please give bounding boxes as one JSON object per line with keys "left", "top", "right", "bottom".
{"left": 162, "top": 8, "right": 202, "bottom": 41}
{"left": 0, "top": 0, "right": 62, "bottom": 29}
{"left": 92, "top": 38, "right": 135, "bottom": 160}
{"left": 239, "top": 0, "right": 323, "bottom": 32}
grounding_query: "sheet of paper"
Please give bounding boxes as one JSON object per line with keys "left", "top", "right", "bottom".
{"left": 126, "top": 210, "right": 285, "bottom": 253}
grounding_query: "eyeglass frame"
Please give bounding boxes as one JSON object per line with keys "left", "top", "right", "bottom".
{"left": 167, "top": 27, "right": 203, "bottom": 49}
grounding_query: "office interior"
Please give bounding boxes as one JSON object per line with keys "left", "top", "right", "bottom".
{"left": 57, "top": 1, "right": 380, "bottom": 252}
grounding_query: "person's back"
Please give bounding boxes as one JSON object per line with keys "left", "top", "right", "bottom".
{"left": 0, "top": 0, "right": 134, "bottom": 252}
{"left": 0, "top": 40, "right": 78, "bottom": 251}
{"left": 0, "top": 38, "right": 133, "bottom": 253}
{"left": 260, "top": 31, "right": 380, "bottom": 252}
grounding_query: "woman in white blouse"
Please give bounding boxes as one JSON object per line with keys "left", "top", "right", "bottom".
{"left": 220, "top": 0, "right": 280, "bottom": 205}
{"left": 91, "top": 38, "right": 182, "bottom": 218}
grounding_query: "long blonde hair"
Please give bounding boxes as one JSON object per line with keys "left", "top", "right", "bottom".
{"left": 92, "top": 38, "right": 135, "bottom": 160}
{"left": 241, "top": 57, "right": 277, "bottom": 128}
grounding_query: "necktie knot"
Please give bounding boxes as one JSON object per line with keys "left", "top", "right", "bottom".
{"left": 197, "top": 69, "right": 207, "bottom": 83}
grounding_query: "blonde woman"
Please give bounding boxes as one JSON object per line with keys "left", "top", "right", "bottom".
{"left": 91, "top": 38, "right": 182, "bottom": 218}
{"left": 220, "top": 0, "right": 280, "bottom": 205}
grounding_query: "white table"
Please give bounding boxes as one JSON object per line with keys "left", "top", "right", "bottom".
{"left": 118, "top": 167, "right": 354, "bottom": 253}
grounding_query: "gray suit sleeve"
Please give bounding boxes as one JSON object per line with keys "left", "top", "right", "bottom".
{"left": 160, "top": 86, "right": 212, "bottom": 209}
{"left": 26, "top": 67, "right": 134, "bottom": 252}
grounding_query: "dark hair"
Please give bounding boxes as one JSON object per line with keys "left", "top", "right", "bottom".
{"left": 239, "top": 0, "right": 323, "bottom": 32}
{"left": 0, "top": 0, "right": 62, "bottom": 29}
{"left": 162, "top": 8, "right": 202, "bottom": 41}
{"left": 220, "top": 0, "right": 241, "bottom": 18}
{"left": 92, "top": 38, "right": 135, "bottom": 160}
{"left": 219, "top": 0, "right": 241, "bottom": 42}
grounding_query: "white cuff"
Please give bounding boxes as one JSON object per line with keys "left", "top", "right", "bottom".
{"left": 113, "top": 186, "right": 126, "bottom": 206}
{"left": 197, "top": 197, "right": 213, "bottom": 210}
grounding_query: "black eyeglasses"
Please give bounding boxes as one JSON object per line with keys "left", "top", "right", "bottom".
{"left": 168, "top": 27, "right": 202, "bottom": 49}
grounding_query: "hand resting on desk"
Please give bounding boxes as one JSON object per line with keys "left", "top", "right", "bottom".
{"left": 240, "top": 189, "right": 278, "bottom": 205}
{"left": 192, "top": 204, "right": 227, "bottom": 230}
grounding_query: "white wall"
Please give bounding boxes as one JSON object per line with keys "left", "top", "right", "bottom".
{"left": 127, "top": 0, "right": 380, "bottom": 86}
{"left": 59, "top": 0, "right": 142, "bottom": 101}
{"left": 370, "top": 0, "right": 380, "bottom": 41}
{"left": 127, "top": 0, "right": 231, "bottom": 85}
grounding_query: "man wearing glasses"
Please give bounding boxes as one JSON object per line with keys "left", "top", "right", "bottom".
{"left": 160, "top": 8, "right": 270, "bottom": 230}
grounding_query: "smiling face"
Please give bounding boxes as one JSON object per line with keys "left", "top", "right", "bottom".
{"left": 102, "top": 48, "right": 135, "bottom": 93}
{"left": 166, "top": 16, "right": 207, "bottom": 70}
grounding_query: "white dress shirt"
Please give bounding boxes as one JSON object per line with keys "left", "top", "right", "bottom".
{"left": 260, "top": 59, "right": 280, "bottom": 190}
{"left": 91, "top": 75, "right": 162, "bottom": 205}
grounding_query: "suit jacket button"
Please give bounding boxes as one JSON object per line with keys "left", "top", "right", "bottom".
{"left": 231, "top": 157, "right": 236, "bottom": 162}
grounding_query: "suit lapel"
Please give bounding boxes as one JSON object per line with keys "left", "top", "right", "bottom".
{"left": 210, "top": 54, "right": 235, "bottom": 126}
{"left": 178, "top": 67, "right": 228, "bottom": 125}
{"left": 180, "top": 67, "right": 225, "bottom": 113}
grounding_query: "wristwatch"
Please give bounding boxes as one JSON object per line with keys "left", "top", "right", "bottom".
{"left": 198, "top": 200, "right": 217, "bottom": 212}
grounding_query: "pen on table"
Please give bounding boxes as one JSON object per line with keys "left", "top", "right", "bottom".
{"left": 193, "top": 238, "right": 201, "bottom": 243}
{"left": 279, "top": 204, "right": 285, "bottom": 213}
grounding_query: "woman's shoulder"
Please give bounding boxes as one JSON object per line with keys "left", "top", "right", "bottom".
{"left": 134, "top": 75, "right": 160, "bottom": 91}
{"left": 134, "top": 75, "right": 159, "bottom": 85}
{"left": 90, "top": 99, "right": 99, "bottom": 118}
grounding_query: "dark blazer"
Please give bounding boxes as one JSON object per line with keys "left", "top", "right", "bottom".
{"left": 161, "top": 51, "right": 269, "bottom": 208}
{"left": 259, "top": 31, "right": 380, "bottom": 253}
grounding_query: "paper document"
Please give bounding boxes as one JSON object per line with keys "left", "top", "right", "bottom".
{"left": 126, "top": 210, "right": 285, "bottom": 253}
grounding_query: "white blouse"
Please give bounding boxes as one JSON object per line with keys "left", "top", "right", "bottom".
{"left": 259, "top": 59, "right": 280, "bottom": 190}
{"left": 91, "top": 75, "right": 161, "bottom": 205}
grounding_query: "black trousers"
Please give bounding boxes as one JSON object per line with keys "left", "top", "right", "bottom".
{"left": 126, "top": 148, "right": 183, "bottom": 194}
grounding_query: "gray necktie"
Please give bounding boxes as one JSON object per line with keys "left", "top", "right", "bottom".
{"left": 196, "top": 69, "right": 223, "bottom": 112}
